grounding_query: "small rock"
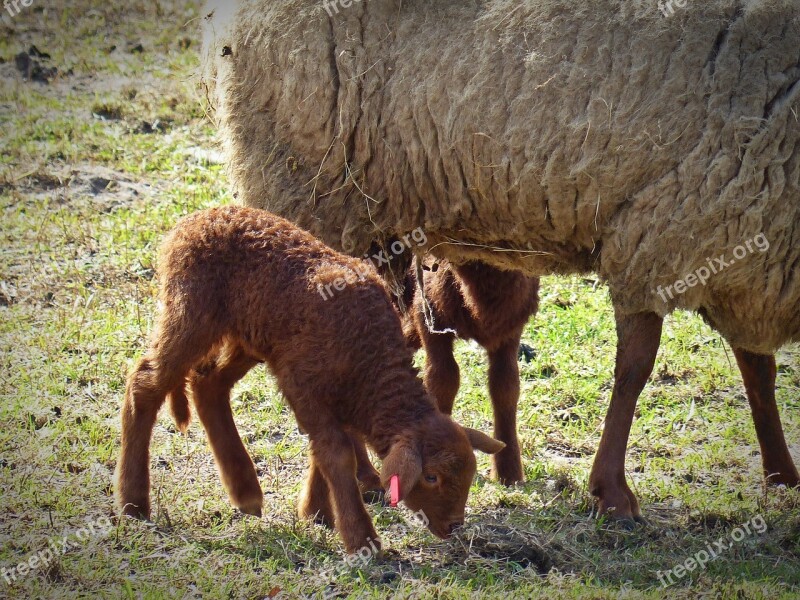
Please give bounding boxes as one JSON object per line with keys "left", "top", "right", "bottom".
{"left": 518, "top": 342, "right": 536, "bottom": 362}
{"left": 90, "top": 177, "right": 112, "bottom": 194}
{"left": 134, "top": 120, "right": 167, "bottom": 134}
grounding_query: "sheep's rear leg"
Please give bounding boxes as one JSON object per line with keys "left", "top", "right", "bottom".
{"left": 488, "top": 338, "right": 524, "bottom": 485}
{"left": 589, "top": 311, "right": 662, "bottom": 525}
{"left": 191, "top": 346, "right": 263, "bottom": 516}
{"left": 733, "top": 349, "right": 799, "bottom": 487}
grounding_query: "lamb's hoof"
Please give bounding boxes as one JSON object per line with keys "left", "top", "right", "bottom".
{"left": 362, "top": 488, "right": 385, "bottom": 504}
{"left": 118, "top": 501, "right": 150, "bottom": 521}
{"left": 231, "top": 489, "right": 264, "bottom": 518}
{"left": 238, "top": 503, "right": 262, "bottom": 518}
{"left": 357, "top": 471, "right": 384, "bottom": 504}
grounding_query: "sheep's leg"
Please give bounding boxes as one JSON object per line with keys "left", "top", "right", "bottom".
{"left": 422, "top": 332, "right": 460, "bottom": 414}
{"left": 351, "top": 433, "right": 383, "bottom": 501}
{"left": 298, "top": 454, "right": 335, "bottom": 527}
{"left": 191, "top": 346, "right": 263, "bottom": 516}
{"left": 487, "top": 338, "right": 524, "bottom": 485}
{"left": 733, "top": 349, "right": 799, "bottom": 487}
{"left": 589, "top": 311, "right": 662, "bottom": 524}
{"left": 304, "top": 427, "right": 380, "bottom": 554}
{"left": 115, "top": 320, "right": 212, "bottom": 519}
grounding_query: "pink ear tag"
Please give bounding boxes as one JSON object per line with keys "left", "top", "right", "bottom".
{"left": 389, "top": 475, "right": 400, "bottom": 507}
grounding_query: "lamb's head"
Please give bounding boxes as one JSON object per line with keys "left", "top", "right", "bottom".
{"left": 380, "top": 413, "right": 504, "bottom": 538}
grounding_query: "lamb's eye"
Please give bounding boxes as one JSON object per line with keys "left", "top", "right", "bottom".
{"left": 424, "top": 474, "right": 438, "bottom": 484}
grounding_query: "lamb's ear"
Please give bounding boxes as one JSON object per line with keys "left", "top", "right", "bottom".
{"left": 462, "top": 427, "right": 505, "bottom": 454}
{"left": 380, "top": 443, "right": 422, "bottom": 502}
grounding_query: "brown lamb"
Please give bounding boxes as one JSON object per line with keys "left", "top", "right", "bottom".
{"left": 400, "top": 260, "right": 540, "bottom": 486}
{"left": 114, "top": 205, "right": 504, "bottom": 554}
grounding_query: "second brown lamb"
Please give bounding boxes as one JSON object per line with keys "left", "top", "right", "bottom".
{"left": 401, "top": 259, "right": 539, "bottom": 485}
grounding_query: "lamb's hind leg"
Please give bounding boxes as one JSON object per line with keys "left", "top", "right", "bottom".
{"left": 351, "top": 433, "right": 383, "bottom": 502}
{"left": 191, "top": 344, "right": 263, "bottom": 516}
{"left": 422, "top": 331, "right": 460, "bottom": 414}
{"left": 733, "top": 349, "right": 799, "bottom": 487}
{"left": 487, "top": 337, "right": 524, "bottom": 485}
{"left": 298, "top": 454, "right": 336, "bottom": 527}
{"left": 115, "top": 320, "right": 213, "bottom": 519}
{"left": 589, "top": 311, "right": 663, "bottom": 524}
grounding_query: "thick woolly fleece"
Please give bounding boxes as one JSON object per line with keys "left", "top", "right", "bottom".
{"left": 201, "top": 0, "right": 800, "bottom": 353}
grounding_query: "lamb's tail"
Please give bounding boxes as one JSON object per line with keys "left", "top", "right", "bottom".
{"left": 167, "top": 380, "right": 191, "bottom": 433}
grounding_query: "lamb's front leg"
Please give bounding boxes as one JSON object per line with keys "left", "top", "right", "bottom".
{"left": 308, "top": 430, "right": 380, "bottom": 555}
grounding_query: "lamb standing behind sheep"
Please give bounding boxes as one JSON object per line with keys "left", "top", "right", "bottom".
{"left": 114, "top": 205, "right": 505, "bottom": 553}
{"left": 401, "top": 260, "right": 539, "bottom": 485}
{"left": 201, "top": 0, "right": 800, "bottom": 521}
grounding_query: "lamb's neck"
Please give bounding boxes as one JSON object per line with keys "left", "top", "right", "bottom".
{"left": 363, "top": 374, "right": 436, "bottom": 459}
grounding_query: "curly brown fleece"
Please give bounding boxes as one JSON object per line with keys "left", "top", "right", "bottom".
{"left": 114, "top": 205, "right": 504, "bottom": 553}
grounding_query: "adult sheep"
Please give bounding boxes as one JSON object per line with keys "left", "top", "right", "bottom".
{"left": 201, "top": 0, "right": 800, "bottom": 522}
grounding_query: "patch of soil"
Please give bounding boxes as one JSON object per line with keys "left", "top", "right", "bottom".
{"left": 451, "top": 522, "right": 554, "bottom": 574}
{"left": 14, "top": 45, "right": 62, "bottom": 83}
